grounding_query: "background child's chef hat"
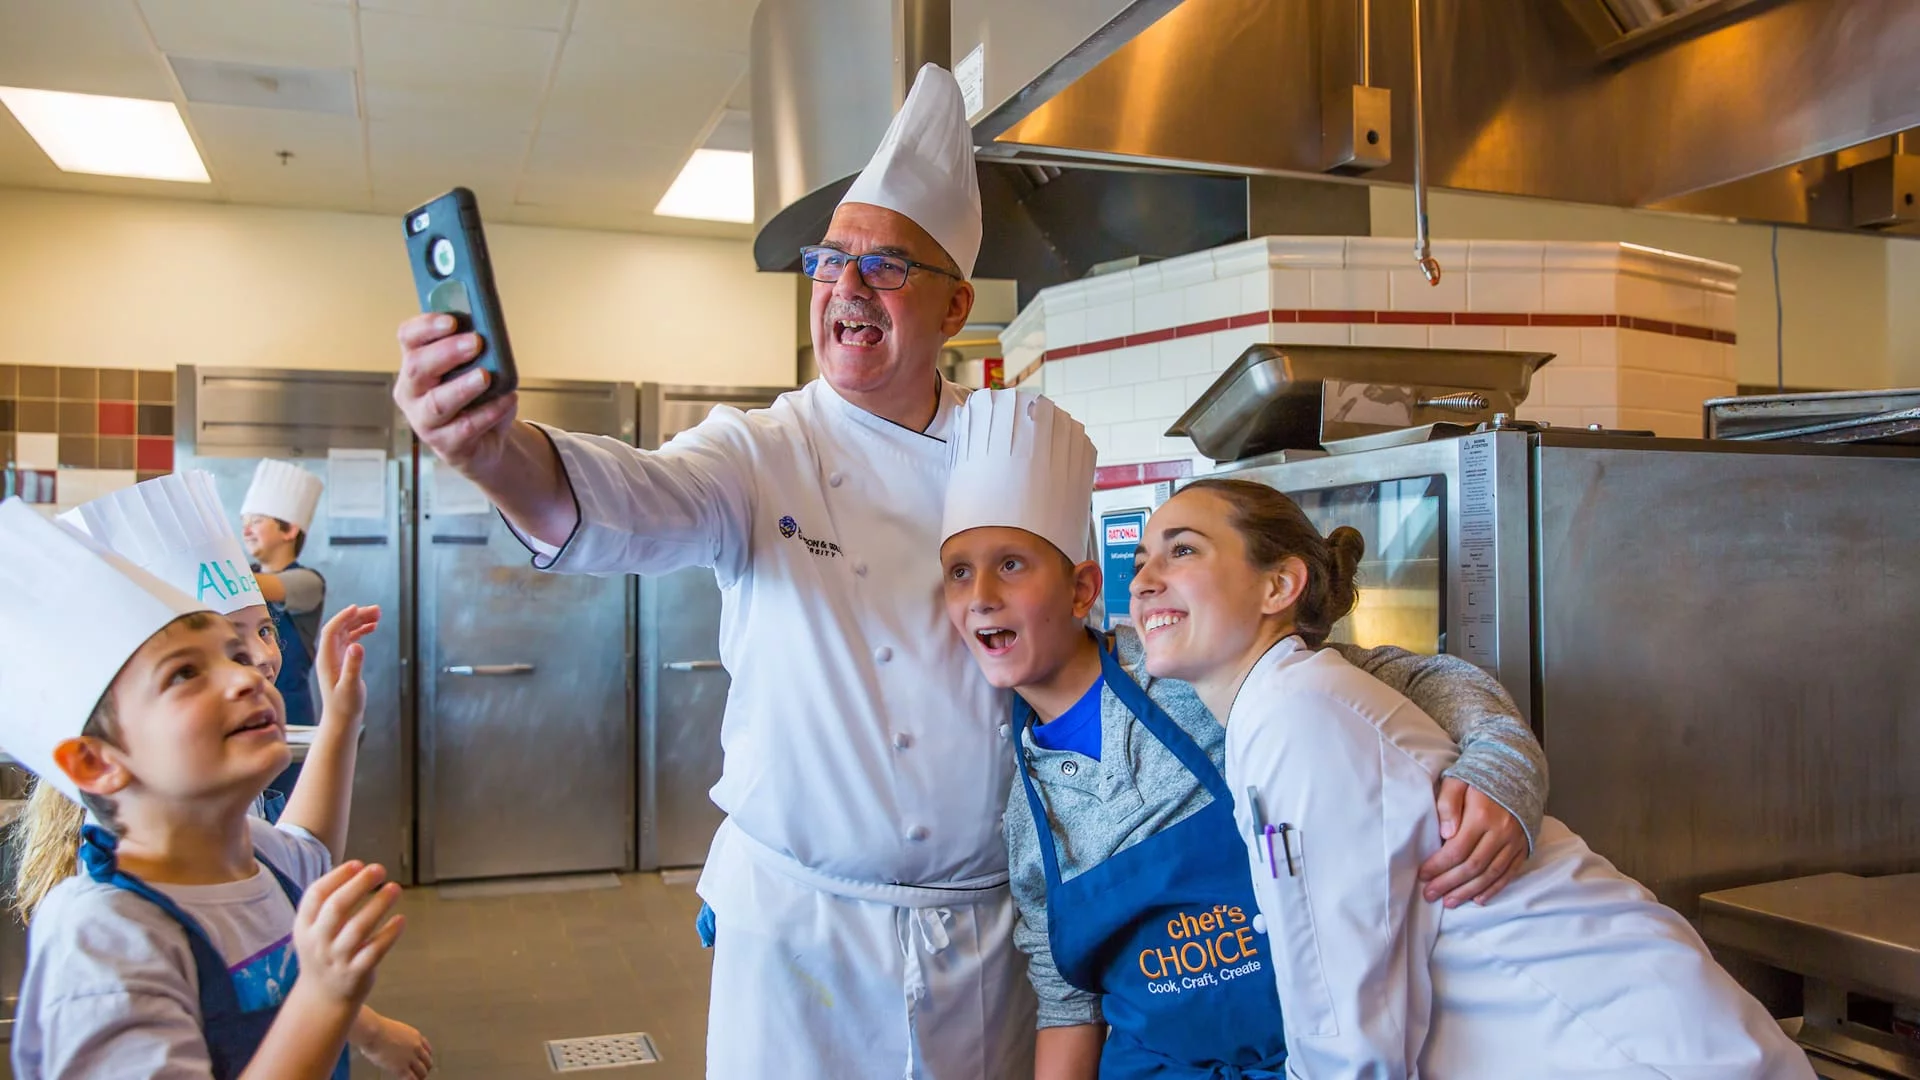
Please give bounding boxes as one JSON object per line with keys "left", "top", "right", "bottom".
{"left": 838, "top": 63, "right": 982, "bottom": 279}
{"left": 240, "top": 459, "right": 323, "bottom": 533}
{"left": 0, "top": 498, "right": 210, "bottom": 801}
{"left": 61, "top": 471, "right": 262, "bottom": 616}
{"left": 942, "top": 389, "right": 1097, "bottom": 562}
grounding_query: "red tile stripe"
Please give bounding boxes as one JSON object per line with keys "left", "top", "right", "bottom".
{"left": 1094, "top": 458, "right": 1194, "bottom": 491}
{"left": 1039, "top": 309, "right": 1734, "bottom": 364}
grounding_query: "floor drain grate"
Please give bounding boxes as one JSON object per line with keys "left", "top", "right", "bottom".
{"left": 545, "top": 1032, "right": 661, "bottom": 1072}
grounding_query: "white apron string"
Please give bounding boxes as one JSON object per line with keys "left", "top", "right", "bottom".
{"left": 896, "top": 906, "right": 955, "bottom": 1080}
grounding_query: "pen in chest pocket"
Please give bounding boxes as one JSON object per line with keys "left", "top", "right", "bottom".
{"left": 1246, "top": 786, "right": 1298, "bottom": 878}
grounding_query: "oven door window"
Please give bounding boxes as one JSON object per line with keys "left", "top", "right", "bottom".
{"left": 1287, "top": 475, "right": 1445, "bottom": 654}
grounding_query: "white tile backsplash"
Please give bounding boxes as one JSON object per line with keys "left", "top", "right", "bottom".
{"left": 1238, "top": 273, "right": 1272, "bottom": 319}
{"left": 1542, "top": 242, "right": 1621, "bottom": 272}
{"left": 1703, "top": 290, "right": 1738, "bottom": 332}
{"left": 1310, "top": 269, "right": 1390, "bottom": 310}
{"left": 1086, "top": 300, "right": 1134, "bottom": 343}
{"left": 1504, "top": 326, "right": 1585, "bottom": 365}
{"left": 1186, "top": 373, "right": 1220, "bottom": 404}
{"left": 1515, "top": 404, "right": 1586, "bottom": 429}
{"left": 1108, "top": 344, "right": 1161, "bottom": 386}
{"left": 1429, "top": 325, "right": 1508, "bottom": 351}
{"left": 1135, "top": 289, "right": 1186, "bottom": 335}
{"left": 1132, "top": 378, "right": 1188, "bottom": 423}
{"left": 1543, "top": 271, "right": 1616, "bottom": 314}
{"left": 1270, "top": 322, "right": 1352, "bottom": 346}
{"left": 1388, "top": 266, "right": 1467, "bottom": 312}
{"left": 1260, "top": 236, "right": 1347, "bottom": 269}
{"left": 1619, "top": 274, "right": 1706, "bottom": 327}
{"left": 1109, "top": 419, "right": 1168, "bottom": 461}
{"left": 1057, "top": 353, "right": 1110, "bottom": 393}
{"left": 1212, "top": 238, "right": 1277, "bottom": 277}
{"left": 1344, "top": 237, "right": 1406, "bottom": 268}
{"left": 1352, "top": 323, "right": 1431, "bottom": 348}
{"left": 1467, "top": 240, "right": 1546, "bottom": 270}
{"left": 1048, "top": 307, "right": 1088, "bottom": 349}
{"left": 1182, "top": 278, "right": 1243, "bottom": 325}
{"left": 1468, "top": 271, "right": 1544, "bottom": 313}
{"left": 1092, "top": 385, "right": 1137, "bottom": 424}
{"left": 1159, "top": 336, "right": 1215, "bottom": 379}
{"left": 1272, "top": 269, "right": 1312, "bottom": 309}
{"left": 1579, "top": 328, "right": 1619, "bottom": 369}
{"left": 1209, "top": 325, "right": 1272, "bottom": 366}
{"left": 1156, "top": 249, "right": 1218, "bottom": 290}
{"left": 1048, "top": 391, "right": 1090, "bottom": 420}
{"left": 15, "top": 432, "right": 59, "bottom": 470}
{"left": 1537, "top": 366, "right": 1616, "bottom": 408}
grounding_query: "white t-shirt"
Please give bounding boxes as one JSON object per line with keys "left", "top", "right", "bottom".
{"left": 11, "top": 817, "right": 333, "bottom": 1080}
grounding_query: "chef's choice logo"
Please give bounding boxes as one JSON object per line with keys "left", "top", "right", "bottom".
{"left": 196, "top": 559, "right": 259, "bottom": 604}
{"left": 776, "top": 515, "right": 843, "bottom": 559}
{"left": 1139, "top": 904, "right": 1263, "bottom": 996}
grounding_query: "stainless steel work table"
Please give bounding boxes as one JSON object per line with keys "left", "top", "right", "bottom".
{"left": 1701, "top": 873, "right": 1920, "bottom": 1078}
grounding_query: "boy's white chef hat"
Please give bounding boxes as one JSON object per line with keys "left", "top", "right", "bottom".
{"left": 60, "top": 471, "right": 263, "bottom": 616}
{"left": 942, "top": 389, "right": 1098, "bottom": 562}
{"left": 240, "top": 459, "right": 323, "bottom": 533}
{"left": 839, "top": 63, "right": 982, "bottom": 279}
{"left": 0, "top": 498, "right": 210, "bottom": 801}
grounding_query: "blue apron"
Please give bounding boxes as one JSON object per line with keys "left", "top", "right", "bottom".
{"left": 78, "top": 825, "right": 350, "bottom": 1080}
{"left": 264, "top": 561, "right": 317, "bottom": 730}
{"left": 1017, "top": 640, "right": 1288, "bottom": 1079}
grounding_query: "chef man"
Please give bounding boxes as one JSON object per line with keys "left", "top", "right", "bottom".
{"left": 393, "top": 64, "right": 1033, "bottom": 1077}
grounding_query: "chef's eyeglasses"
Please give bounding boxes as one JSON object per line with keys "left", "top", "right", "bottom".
{"left": 800, "top": 245, "right": 961, "bottom": 291}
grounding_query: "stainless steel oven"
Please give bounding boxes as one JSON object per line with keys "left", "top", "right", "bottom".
{"left": 1218, "top": 431, "right": 1920, "bottom": 923}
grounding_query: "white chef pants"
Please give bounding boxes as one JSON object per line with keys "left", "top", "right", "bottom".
{"left": 698, "top": 820, "right": 1036, "bottom": 1080}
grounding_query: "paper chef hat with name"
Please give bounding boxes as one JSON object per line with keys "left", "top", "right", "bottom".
{"left": 0, "top": 498, "right": 211, "bottom": 800}
{"left": 241, "top": 459, "right": 323, "bottom": 533}
{"left": 942, "top": 390, "right": 1097, "bottom": 562}
{"left": 60, "top": 471, "right": 263, "bottom": 616}
{"left": 839, "top": 63, "right": 983, "bottom": 279}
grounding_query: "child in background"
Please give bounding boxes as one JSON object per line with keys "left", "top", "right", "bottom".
{"left": 0, "top": 497, "right": 408, "bottom": 1079}
{"left": 14, "top": 471, "right": 434, "bottom": 1079}
{"left": 240, "top": 459, "right": 328, "bottom": 730}
{"left": 936, "top": 391, "right": 1548, "bottom": 1079}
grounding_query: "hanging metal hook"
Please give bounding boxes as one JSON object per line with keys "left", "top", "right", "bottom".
{"left": 1410, "top": 0, "right": 1441, "bottom": 285}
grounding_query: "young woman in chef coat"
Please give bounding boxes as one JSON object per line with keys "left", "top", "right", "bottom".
{"left": 1126, "top": 478, "right": 1813, "bottom": 1079}
{"left": 10, "top": 472, "right": 434, "bottom": 1080}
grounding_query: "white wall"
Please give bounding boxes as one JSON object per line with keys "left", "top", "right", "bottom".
{"left": 0, "top": 188, "right": 796, "bottom": 386}
{"left": 1372, "top": 187, "right": 1909, "bottom": 391}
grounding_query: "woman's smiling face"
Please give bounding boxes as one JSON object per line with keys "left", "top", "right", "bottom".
{"left": 1130, "top": 488, "right": 1295, "bottom": 684}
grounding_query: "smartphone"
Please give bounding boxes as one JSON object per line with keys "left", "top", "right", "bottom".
{"left": 403, "top": 187, "right": 518, "bottom": 406}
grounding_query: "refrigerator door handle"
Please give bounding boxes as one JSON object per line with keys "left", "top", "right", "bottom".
{"left": 663, "top": 660, "right": 723, "bottom": 672}
{"left": 443, "top": 663, "right": 536, "bottom": 676}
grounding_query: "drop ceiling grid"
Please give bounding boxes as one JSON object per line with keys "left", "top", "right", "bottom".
{"left": 0, "top": 0, "right": 754, "bottom": 237}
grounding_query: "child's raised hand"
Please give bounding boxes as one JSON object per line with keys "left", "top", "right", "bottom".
{"left": 358, "top": 1012, "right": 435, "bottom": 1079}
{"left": 315, "top": 604, "right": 379, "bottom": 723}
{"left": 293, "top": 861, "right": 406, "bottom": 1007}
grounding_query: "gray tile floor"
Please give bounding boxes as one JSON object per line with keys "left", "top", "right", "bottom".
{"left": 352, "top": 872, "right": 711, "bottom": 1080}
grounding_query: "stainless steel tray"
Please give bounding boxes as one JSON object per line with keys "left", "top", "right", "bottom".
{"left": 1705, "top": 388, "right": 1920, "bottom": 445}
{"left": 1165, "top": 344, "right": 1553, "bottom": 461}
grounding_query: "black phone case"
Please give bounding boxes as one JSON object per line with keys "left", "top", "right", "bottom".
{"left": 403, "top": 187, "right": 518, "bottom": 405}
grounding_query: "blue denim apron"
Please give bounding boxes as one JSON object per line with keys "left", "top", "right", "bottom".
{"left": 1016, "top": 641, "right": 1288, "bottom": 1079}
{"left": 78, "top": 825, "right": 350, "bottom": 1080}
{"left": 265, "top": 560, "right": 317, "bottom": 730}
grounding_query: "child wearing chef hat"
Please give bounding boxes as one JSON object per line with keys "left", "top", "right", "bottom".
{"left": 239, "top": 459, "right": 328, "bottom": 729}
{"left": 16, "top": 474, "right": 435, "bottom": 1079}
{"left": 936, "top": 390, "right": 1548, "bottom": 1076}
{"left": 0, "top": 497, "right": 405, "bottom": 1079}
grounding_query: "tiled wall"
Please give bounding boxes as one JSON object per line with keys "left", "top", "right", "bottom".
{"left": 1, "top": 364, "right": 176, "bottom": 511}
{"left": 1001, "top": 237, "right": 1741, "bottom": 475}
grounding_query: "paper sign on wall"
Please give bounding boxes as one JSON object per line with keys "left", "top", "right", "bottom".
{"left": 1100, "top": 509, "right": 1147, "bottom": 630}
{"left": 326, "top": 448, "right": 388, "bottom": 542}
{"left": 956, "top": 44, "right": 986, "bottom": 120}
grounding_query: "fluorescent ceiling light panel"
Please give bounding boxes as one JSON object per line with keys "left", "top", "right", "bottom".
{"left": 654, "top": 149, "right": 753, "bottom": 223}
{"left": 0, "top": 87, "right": 210, "bottom": 182}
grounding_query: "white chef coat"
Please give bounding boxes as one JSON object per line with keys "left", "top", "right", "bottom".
{"left": 517, "top": 376, "right": 1034, "bottom": 1078}
{"left": 1225, "top": 638, "right": 1812, "bottom": 1080}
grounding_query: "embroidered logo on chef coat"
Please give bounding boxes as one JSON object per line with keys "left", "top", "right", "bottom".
{"left": 776, "top": 515, "right": 843, "bottom": 558}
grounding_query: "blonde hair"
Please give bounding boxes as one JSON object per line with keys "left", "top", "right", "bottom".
{"left": 9, "top": 697, "right": 122, "bottom": 926}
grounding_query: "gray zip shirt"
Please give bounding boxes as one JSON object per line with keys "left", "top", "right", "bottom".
{"left": 1006, "top": 628, "right": 1547, "bottom": 1029}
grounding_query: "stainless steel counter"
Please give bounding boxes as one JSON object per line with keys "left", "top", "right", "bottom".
{"left": 1701, "top": 873, "right": 1920, "bottom": 1008}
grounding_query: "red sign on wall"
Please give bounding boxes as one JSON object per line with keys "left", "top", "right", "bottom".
{"left": 984, "top": 357, "right": 1004, "bottom": 389}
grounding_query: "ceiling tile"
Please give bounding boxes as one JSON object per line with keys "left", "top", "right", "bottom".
{"left": 570, "top": 0, "right": 757, "bottom": 57}
{"left": 369, "top": 115, "right": 525, "bottom": 216}
{"left": 138, "top": 0, "right": 355, "bottom": 69}
{"left": 360, "top": 11, "right": 557, "bottom": 130}
{"left": 360, "top": 0, "right": 573, "bottom": 32}
{"left": 0, "top": 0, "right": 176, "bottom": 99}
{"left": 542, "top": 40, "right": 742, "bottom": 145}
{"left": 190, "top": 103, "right": 366, "bottom": 194}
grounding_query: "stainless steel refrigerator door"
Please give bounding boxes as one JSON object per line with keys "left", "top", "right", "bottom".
{"left": 416, "top": 379, "right": 636, "bottom": 882}
{"left": 636, "top": 384, "right": 792, "bottom": 870}
{"left": 175, "top": 366, "right": 414, "bottom": 881}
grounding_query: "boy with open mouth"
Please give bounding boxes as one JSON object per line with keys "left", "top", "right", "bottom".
{"left": 936, "top": 389, "right": 1551, "bottom": 1079}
